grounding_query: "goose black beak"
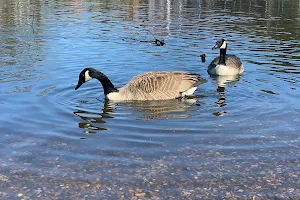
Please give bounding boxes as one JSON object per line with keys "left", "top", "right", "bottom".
{"left": 75, "top": 81, "right": 84, "bottom": 90}
{"left": 75, "top": 84, "right": 81, "bottom": 90}
{"left": 212, "top": 45, "right": 218, "bottom": 50}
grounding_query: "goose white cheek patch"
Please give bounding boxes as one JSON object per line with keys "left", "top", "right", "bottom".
{"left": 85, "top": 70, "right": 92, "bottom": 82}
{"left": 220, "top": 41, "right": 227, "bottom": 49}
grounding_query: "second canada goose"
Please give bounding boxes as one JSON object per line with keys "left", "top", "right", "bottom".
{"left": 207, "top": 39, "right": 244, "bottom": 75}
{"left": 75, "top": 68, "right": 207, "bottom": 101}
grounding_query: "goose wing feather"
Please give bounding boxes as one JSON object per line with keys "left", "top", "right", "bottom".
{"left": 225, "top": 55, "right": 242, "bottom": 68}
{"left": 119, "top": 72, "right": 203, "bottom": 100}
{"left": 208, "top": 57, "right": 220, "bottom": 72}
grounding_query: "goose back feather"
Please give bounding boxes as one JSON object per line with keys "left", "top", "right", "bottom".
{"left": 109, "top": 71, "right": 204, "bottom": 101}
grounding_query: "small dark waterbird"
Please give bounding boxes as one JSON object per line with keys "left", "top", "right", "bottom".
{"left": 207, "top": 39, "right": 244, "bottom": 75}
{"left": 75, "top": 68, "right": 207, "bottom": 101}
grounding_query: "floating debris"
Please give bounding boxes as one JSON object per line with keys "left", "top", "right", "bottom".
{"left": 261, "top": 89, "right": 277, "bottom": 95}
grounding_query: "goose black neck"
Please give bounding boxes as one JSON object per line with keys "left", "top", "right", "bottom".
{"left": 219, "top": 48, "right": 227, "bottom": 65}
{"left": 90, "top": 70, "right": 118, "bottom": 95}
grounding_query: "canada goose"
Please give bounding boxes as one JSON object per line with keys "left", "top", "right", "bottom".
{"left": 75, "top": 68, "right": 207, "bottom": 101}
{"left": 207, "top": 39, "right": 244, "bottom": 75}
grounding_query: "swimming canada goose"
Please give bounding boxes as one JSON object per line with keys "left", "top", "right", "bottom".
{"left": 207, "top": 39, "right": 244, "bottom": 75}
{"left": 75, "top": 68, "right": 207, "bottom": 101}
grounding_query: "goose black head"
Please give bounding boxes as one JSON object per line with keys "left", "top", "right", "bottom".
{"left": 75, "top": 68, "right": 93, "bottom": 90}
{"left": 212, "top": 39, "right": 227, "bottom": 50}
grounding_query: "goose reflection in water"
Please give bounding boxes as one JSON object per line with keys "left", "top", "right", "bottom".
{"left": 123, "top": 98, "right": 199, "bottom": 121}
{"left": 74, "top": 101, "right": 115, "bottom": 134}
{"left": 210, "top": 75, "right": 241, "bottom": 109}
{"left": 74, "top": 98, "right": 199, "bottom": 133}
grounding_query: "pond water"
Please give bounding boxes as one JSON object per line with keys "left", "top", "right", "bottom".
{"left": 0, "top": 0, "right": 299, "bottom": 199}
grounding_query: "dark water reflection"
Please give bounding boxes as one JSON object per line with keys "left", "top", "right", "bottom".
{"left": 0, "top": 0, "right": 300, "bottom": 199}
